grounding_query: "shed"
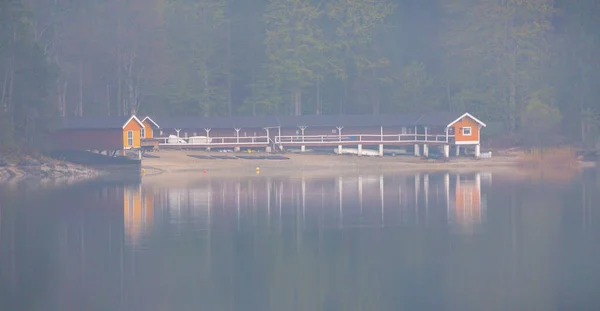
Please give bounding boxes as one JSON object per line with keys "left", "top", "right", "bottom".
{"left": 50, "top": 115, "right": 145, "bottom": 153}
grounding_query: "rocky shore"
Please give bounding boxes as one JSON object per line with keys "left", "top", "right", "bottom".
{"left": 0, "top": 156, "right": 100, "bottom": 182}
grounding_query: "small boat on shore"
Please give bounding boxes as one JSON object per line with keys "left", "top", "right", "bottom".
{"left": 333, "top": 147, "right": 379, "bottom": 156}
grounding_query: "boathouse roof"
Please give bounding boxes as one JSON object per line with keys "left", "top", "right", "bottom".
{"left": 52, "top": 115, "right": 145, "bottom": 130}
{"left": 150, "top": 111, "right": 476, "bottom": 129}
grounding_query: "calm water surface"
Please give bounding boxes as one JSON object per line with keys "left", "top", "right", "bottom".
{"left": 1, "top": 171, "right": 600, "bottom": 311}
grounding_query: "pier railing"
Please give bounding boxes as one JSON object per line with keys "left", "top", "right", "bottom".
{"left": 275, "top": 134, "right": 452, "bottom": 144}
{"left": 156, "top": 136, "right": 270, "bottom": 146}
{"left": 155, "top": 134, "right": 453, "bottom": 147}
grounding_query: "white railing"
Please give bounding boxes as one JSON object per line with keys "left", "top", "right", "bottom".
{"left": 275, "top": 134, "right": 453, "bottom": 144}
{"left": 156, "top": 136, "right": 270, "bottom": 146}
{"left": 155, "top": 134, "right": 454, "bottom": 147}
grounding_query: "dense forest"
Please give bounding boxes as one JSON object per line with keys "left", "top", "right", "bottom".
{"left": 1, "top": 0, "right": 600, "bottom": 150}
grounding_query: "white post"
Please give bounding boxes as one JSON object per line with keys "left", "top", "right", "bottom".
{"left": 299, "top": 126, "right": 306, "bottom": 142}
{"left": 380, "top": 126, "right": 383, "bottom": 142}
{"left": 175, "top": 128, "right": 181, "bottom": 137}
{"left": 423, "top": 144, "right": 429, "bottom": 158}
{"left": 204, "top": 128, "right": 211, "bottom": 151}
{"left": 443, "top": 144, "right": 450, "bottom": 158}
{"left": 235, "top": 128, "right": 241, "bottom": 143}
{"left": 424, "top": 126, "right": 428, "bottom": 142}
{"left": 378, "top": 144, "right": 384, "bottom": 157}
{"left": 264, "top": 128, "right": 270, "bottom": 148}
{"left": 357, "top": 144, "right": 363, "bottom": 156}
{"left": 338, "top": 145, "right": 343, "bottom": 155}
{"left": 277, "top": 126, "right": 281, "bottom": 151}
{"left": 456, "top": 145, "right": 460, "bottom": 156}
{"left": 336, "top": 126, "right": 343, "bottom": 141}
{"left": 475, "top": 144, "right": 481, "bottom": 158}
{"left": 299, "top": 126, "right": 306, "bottom": 152}
{"left": 414, "top": 144, "right": 420, "bottom": 157}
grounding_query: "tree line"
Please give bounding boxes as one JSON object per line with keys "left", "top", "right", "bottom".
{"left": 1, "top": 0, "right": 600, "bottom": 150}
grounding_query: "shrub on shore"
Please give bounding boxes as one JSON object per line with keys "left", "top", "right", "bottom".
{"left": 517, "top": 147, "right": 578, "bottom": 168}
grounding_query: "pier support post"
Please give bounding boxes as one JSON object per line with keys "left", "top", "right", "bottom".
{"left": 414, "top": 144, "right": 420, "bottom": 157}
{"left": 338, "top": 145, "right": 343, "bottom": 155}
{"left": 443, "top": 144, "right": 450, "bottom": 158}
{"left": 357, "top": 144, "right": 363, "bottom": 156}
{"left": 423, "top": 144, "right": 429, "bottom": 158}
{"left": 266, "top": 146, "right": 272, "bottom": 153}
{"left": 475, "top": 144, "right": 481, "bottom": 158}
{"left": 378, "top": 144, "right": 384, "bottom": 157}
{"left": 301, "top": 145, "right": 306, "bottom": 152}
{"left": 456, "top": 146, "right": 460, "bottom": 156}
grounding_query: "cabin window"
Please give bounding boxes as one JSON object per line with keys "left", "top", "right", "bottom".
{"left": 141, "top": 128, "right": 145, "bottom": 138}
{"left": 127, "top": 130, "right": 133, "bottom": 146}
{"left": 462, "top": 127, "right": 472, "bottom": 136}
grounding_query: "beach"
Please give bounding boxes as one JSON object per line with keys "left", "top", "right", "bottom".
{"left": 140, "top": 149, "right": 530, "bottom": 186}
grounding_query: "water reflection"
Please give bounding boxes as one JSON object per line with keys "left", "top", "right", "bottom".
{"left": 148, "top": 173, "right": 490, "bottom": 236}
{"left": 124, "top": 185, "right": 154, "bottom": 246}
{"left": 1, "top": 171, "right": 600, "bottom": 311}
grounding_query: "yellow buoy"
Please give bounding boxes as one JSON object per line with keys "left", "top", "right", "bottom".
{"left": 141, "top": 168, "right": 146, "bottom": 175}
{"left": 256, "top": 167, "right": 260, "bottom": 174}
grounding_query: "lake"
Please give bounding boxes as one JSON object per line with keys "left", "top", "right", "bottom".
{"left": 1, "top": 171, "right": 599, "bottom": 311}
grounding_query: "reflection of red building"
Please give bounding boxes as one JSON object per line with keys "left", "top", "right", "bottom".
{"left": 451, "top": 174, "right": 484, "bottom": 231}
{"left": 124, "top": 185, "right": 154, "bottom": 245}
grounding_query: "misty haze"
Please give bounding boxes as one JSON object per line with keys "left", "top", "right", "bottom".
{"left": 1, "top": 0, "right": 600, "bottom": 310}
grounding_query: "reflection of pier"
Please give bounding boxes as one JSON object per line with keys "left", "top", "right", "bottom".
{"left": 156, "top": 172, "right": 490, "bottom": 232}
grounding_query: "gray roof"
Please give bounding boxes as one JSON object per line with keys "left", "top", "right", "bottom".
{"left": 150, "top": 111, "right": 470, "bottom": 129}
{"left": 52, "top": 116, "right": 142, "bottom": 130}
{"left": 413, "top": 111, "right": 464, "bottom": 127}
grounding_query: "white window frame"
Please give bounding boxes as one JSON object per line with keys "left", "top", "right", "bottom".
{"left": 127, "top": 130, "right": 134, "bottom": 146}
{"left": 462, "top": 127, "right": 472, "bottom": 136}
{"left": 140, "top": 128, "right": 145, "bottom": 138}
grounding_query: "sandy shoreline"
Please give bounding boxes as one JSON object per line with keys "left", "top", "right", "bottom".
{"left": 140, "top": 150, "right": 540, "bottom": 186}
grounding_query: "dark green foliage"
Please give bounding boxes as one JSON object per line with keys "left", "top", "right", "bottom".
{"left": 0, "top": 0, "right": 58, "bottom": 153}
{"left": 2, "top": 0, "right": 600, "bottom": 149}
